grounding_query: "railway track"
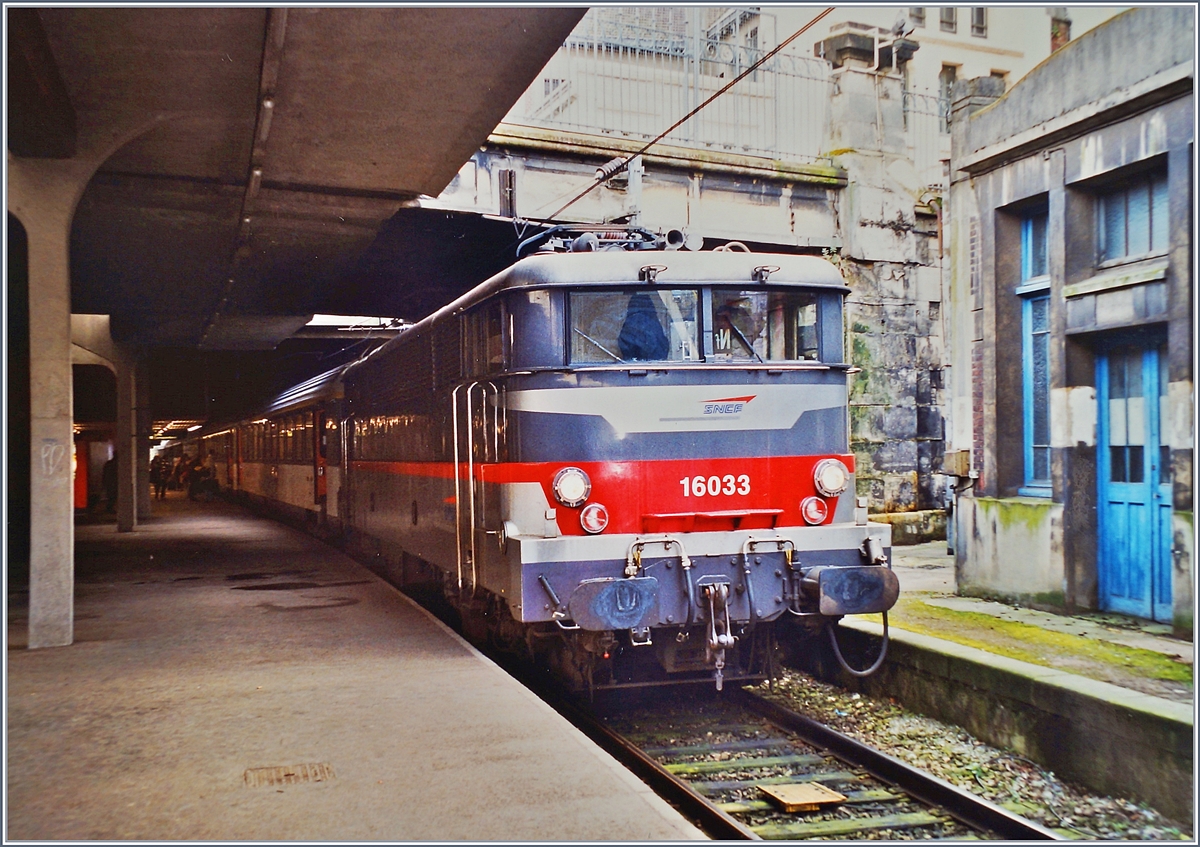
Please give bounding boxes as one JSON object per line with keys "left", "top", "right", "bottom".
{"left": 397, "top": 579, "right": 1063, "bottom": 840}
{"left": 544, "top": 684, "right": 1063, "bottom": 841}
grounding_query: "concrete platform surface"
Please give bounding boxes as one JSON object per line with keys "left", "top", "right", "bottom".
{"left": 6, "top": 497, "right": 704, "bottom": 841}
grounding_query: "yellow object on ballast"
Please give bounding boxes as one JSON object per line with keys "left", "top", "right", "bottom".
{"left": 759, "top": 782, "right": 847, "bottom": 813}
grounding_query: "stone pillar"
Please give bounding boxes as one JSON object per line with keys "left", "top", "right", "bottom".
{"left": 8, "top": 115, "right": 162, "bottom": 647}
{"left": 10, "top": 174, "right": 77, "bottom": 648}
{"left": 115, "top": 352, "right": 137, "bottom": 532}
{"left": 948, "top": 76, "right": 1006, "bottom": 499}
{"left": 136, "top": 356, "right": 153, "bottom": 517}
{"left": 821, "top": 33, "right": 950, "bottom": 518}
{"left": 1166, "top": 142, "right": 1194, "bottom": 638}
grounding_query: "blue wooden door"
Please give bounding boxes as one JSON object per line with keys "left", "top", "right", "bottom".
{"left": 1097, "top": 345, "right": 1172, "bottom": 621}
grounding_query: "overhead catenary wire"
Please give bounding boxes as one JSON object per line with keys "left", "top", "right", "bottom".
{"left": 547, "top": 7, "right": 836, "bottom": 222}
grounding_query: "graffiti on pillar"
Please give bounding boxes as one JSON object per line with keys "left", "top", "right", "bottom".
{"left": 40, "top": 439, "right": 66, "bottom": 477}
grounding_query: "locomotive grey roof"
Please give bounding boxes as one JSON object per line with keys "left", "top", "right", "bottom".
{"left": 495, "top": 251, "right": 847, "bottom": 289}
{"left": 410, "top": 250, "right": 849, "bottom": 337}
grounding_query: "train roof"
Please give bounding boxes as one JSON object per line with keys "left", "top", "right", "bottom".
{"left": 188, "top": 362, "right": 358, "bottom": 438}
{"left": 409, "top": 250, "right": 848, "bottom": 337}
{"left": 261, "top": 363, "right": 350, "bottom": 416}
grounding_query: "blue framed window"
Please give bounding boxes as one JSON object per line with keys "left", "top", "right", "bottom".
{"left": 1018, "top": 212, "right": 1051, "bottom": 495}
{"left": 1098, "top": 173, "right": 1168, "bottom": 262}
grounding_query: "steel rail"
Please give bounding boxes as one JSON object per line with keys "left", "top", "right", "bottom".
{"left": 737, "top": 690, "right": 1064, "bottom": 841}
{"left": 543, "top": 687, "right": 760, "bottom": 840}
{"left": 490, "top": 657, "right": 758, "bottom": 840}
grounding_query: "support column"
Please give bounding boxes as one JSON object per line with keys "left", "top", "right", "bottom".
{"left": 136, "top": 356, "right": 152, "bottom": 517}
{"left": 8, "top": 6, "right": 79, "bottom": 647}
{"left": 8, "top": 114, "right": 164, "bottom": 648}
{"left": 17, "top": 195, "right": 75, "bottom": 648}
{"left": 115, "top": 351, "right": 137, "bottom": 532}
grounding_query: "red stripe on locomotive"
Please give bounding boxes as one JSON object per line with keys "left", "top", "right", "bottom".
{"left": 352, "top": 455, "right": 854, "bottom": 534}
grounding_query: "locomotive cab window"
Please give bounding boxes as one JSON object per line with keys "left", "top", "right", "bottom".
{"left": 569, "top": 289, "right": 700, "bottom": 364}
{"left": 711, "top": 289, "right": 820, "bottom": 362}
{"left": 465, "top": 300, "right": 507, "bottom": 375}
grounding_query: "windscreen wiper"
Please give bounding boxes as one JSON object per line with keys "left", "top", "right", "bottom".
{"left": 573, "top": 327, "right": 624, "bottom": 362}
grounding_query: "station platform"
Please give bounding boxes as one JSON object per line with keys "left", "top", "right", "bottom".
{"left": 888, "top": 540, "right": 1193, "bottom": 703}
{"left": 6, "top": 496, "right": 705, "bottom": 841}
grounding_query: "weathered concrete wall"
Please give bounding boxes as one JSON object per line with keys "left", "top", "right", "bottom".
{"left": 444, "top": 126, "right": 846, "bottom": 251}
{"left": 960, "top": 7, "right": 1194, "bottom": 162}
{"left": 868, "top": 509, "right": 946, "bottom": 545}
{"left": 803, "top": 623, "right": 1194, "bottom": 823}
{"left": 1172, "top": 512, "right": 1194, "bottom": 637}
{"left": 958, "top": 497, "right": 1065, "bottom": 609}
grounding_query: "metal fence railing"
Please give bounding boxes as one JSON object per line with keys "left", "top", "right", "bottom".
{"left": 504, "top": 8, "right": 835, "bottom": 166}
{"left": 903, "top": 87, "right": 950, "bottom": 191}
{"left": 504, "top": 8, "right": 950, "bottom": 190}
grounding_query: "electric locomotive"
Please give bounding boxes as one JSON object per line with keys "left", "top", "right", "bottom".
{"left": 333, "top": 231, "right": 896, "bottom": 691}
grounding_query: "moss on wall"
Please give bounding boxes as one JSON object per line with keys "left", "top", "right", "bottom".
{"left": 973, "top": 496, "right": 1055, "bottom": 532}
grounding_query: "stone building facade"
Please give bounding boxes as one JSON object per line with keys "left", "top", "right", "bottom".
{"left": 945, "top": 7, "right": 1193, "bottom": 633}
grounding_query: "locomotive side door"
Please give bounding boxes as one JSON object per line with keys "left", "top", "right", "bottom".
{"left": 454, "top": 301, "right": 508, "bottom": 592}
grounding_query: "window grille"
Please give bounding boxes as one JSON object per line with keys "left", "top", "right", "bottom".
{"left": 940, "top": 7, "right": 957, "bottom": 32}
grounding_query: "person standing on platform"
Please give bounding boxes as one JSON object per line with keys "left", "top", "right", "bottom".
{"left": 102, "top": 452, "right": 118, "bottom": 513}
{"left": 150, "top": 456, "right": 168, "bottom": 500}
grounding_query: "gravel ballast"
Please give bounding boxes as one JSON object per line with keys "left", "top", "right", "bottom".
{"left": 752, "top": 670, "right": 1192, "bottom": 840}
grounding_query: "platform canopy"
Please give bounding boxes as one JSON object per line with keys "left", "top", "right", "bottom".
{"left": 9, "top": 7, "right": 584, "bottom": 349}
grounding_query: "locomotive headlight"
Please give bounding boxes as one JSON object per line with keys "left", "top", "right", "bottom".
{"left": 813, "top": 458, "right": 850, "bottom": 498}
{"left": 800, "top": 496, "right": 829, "bottom": 525}
{"left": 552, "top": 466, "right": 591, "bottom": 507}
{"left": 580, "top": 502, "right": 609, "bottom": 534}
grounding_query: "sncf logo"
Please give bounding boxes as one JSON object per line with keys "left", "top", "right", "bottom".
{"left": 701, "top": 395, "right": 755, "bottom": 415}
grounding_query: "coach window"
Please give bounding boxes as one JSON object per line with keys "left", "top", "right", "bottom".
{"left": 326, "top": 417, "right": 340, "bottom": 465}
{"left": 293, "top": 416, "right": 303, "bottom": 461}
{"left": 285, "top": 416, "right": 296, "bottom": 461}
{"left": 711, "top": 289, "right": 820, "bottom": 362}
{"left": 570, "top": 289, "right": 699, "bottom": 364}
{"left": 300, "top": 415, "right": 310, "bottom": 461}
